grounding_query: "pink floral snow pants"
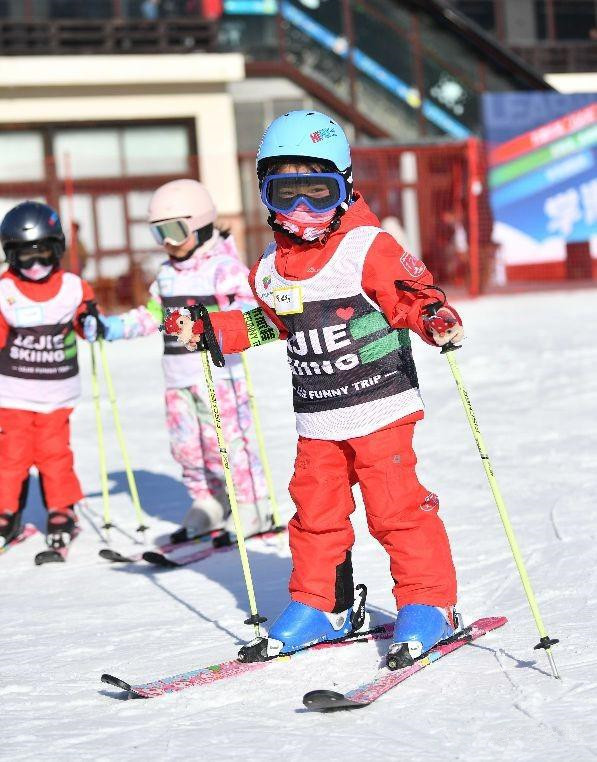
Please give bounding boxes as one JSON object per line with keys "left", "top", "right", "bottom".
{"left": 165, "top": 378, "right": 267, "bottom": 511}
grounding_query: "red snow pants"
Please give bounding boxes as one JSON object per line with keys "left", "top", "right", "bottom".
{"left": 288, "top": 417, "right": 457, "bottom": 612}
{"left": 0, "top": 407, "right": 83, "bottom": 512}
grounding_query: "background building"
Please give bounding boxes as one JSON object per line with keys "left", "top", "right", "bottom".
{"left": 0, "top": 0, "right": 594, "bottom": 301}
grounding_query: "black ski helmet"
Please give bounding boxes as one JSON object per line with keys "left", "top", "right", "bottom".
{"left": 1, "top": 201, "right": 66, "bottom": 273}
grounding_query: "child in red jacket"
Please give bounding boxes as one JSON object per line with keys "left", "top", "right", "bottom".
{"left": 167, "top": 111, "right": 465, "bottom": 669}
{"left": 0, "top": 201, "right": 94, "bottom": 550}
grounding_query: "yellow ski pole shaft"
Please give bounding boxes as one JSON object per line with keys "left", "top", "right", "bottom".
{"left": 89, "top": 342, "right": 112, "bottom": 533}
{"left": 240, "top": 352, "right": 283, "bottom": 529}
{"left": 442, "top": 343, "right": 560, "bottom": 679}
{"left": 98, "top": 338, "right": 149, "bottom": 535}
{"left": 201, "top": 350, "right": 266, "bottom": 637}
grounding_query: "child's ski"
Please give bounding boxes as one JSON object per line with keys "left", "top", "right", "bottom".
{"left": 98, "top": 529, "right": 226, "bottom": 564}
{"left": 101, "top": 623, "right": 393, "bottom": 699}
{"left": 99, "top": 527, "right": 286, "bottom": 566}
{"left": 142, "top": 527, "right": 287, "bottom": 568}
{"left": 35, "top": 528, "right": 81, "bottom": 566}
{"left": 0, "top": 523, "right": 39, "bottom": 557}
{"left": 303, "top": 615, "right": 507, "bottom": 711}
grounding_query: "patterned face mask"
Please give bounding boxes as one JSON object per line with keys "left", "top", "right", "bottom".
{"left": 20, "top": 262, "right": 54, "bottom": 281}
{"left": 275, "top": 204, "right": 336, "bottom": 241}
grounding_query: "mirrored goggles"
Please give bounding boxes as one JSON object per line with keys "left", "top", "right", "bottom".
{"left": 150, "top": 218, "right": 192, "bottom": 246}
{"left": 261, "top": 173, "right": 346, "bottom": 214}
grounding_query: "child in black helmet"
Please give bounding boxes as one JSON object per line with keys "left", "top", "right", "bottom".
{"left": 0, "top": 201, "right": 97, "bottom": 550}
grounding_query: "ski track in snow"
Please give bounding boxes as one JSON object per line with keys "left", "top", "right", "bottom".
{"left": 2, "top": 289, "right": 596, "bottom": 761}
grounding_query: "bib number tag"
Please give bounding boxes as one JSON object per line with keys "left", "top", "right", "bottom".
{"left": 14, "top": 305, "right": 44, "bottom": 327}
{"left": 273, "top": 286, "right": 303, "bottom": 315}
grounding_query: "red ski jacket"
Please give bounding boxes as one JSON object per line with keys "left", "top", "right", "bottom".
{"left": 205, "top": 193, "right": 446, "bottom": 353}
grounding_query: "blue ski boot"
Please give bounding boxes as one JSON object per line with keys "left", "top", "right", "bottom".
{"left": 238, "top": 584, "right": 370, "bottom": 662}
{"left": 386, "top": 604, "right": 459, "bottom": 670}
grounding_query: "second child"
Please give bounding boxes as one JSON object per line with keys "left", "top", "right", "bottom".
{"left": 85, "top": 180, "right": 270, "bottom": 543}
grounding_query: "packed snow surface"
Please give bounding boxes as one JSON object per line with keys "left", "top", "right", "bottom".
{"left": 2, "top": 289, "right": 596, "bottom": 761}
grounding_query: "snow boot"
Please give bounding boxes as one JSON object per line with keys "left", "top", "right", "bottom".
{"left": 172, "top": 493, "right": 228, "bottom": 544}
{"left": 238, "top": 584, "right": 370, "bottom": 662}
{"left": 46, "top": 508, "right": 78, "bottom": 549}
{"left": 386, "top": 604, "right": 458, "bottom": 670}
{"left": 0, "top": 511, "right": 23, "bottom": 548}
{"left": 224, "top": 498, "right": 274, "bottom": 538}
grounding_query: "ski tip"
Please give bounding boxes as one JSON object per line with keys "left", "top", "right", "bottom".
{"left": 142, "top": 551, "right": 179, "bottom": 568}
{"left": 99, "top": 548, "right": 133, "bottom": 563}
{"left": 101, "top": 673, "right": 133, "bottom": 692}
{"left": 303, "top": 689, "right": 363, "bottom": 712}
{"left": 34, "top": 550, "right": 65, "bottom": 566}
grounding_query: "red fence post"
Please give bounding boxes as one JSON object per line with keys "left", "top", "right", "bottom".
{"left": 467, "top": 137, "right": 481, "bottom": 297}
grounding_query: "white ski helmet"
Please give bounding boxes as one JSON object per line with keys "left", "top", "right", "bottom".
{"left": 148, "top": 179, "right": 217, "bottom": 231}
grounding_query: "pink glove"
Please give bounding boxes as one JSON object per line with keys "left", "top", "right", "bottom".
{"left": 423, "top": 305, "right": 464, "bottom": 347}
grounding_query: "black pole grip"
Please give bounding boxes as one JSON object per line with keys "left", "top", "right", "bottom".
{"left": 189, "top": 303, "right": 226, "bottom": 368}
{"left": 80, "top": 299, "right": 106, "bottom": 339}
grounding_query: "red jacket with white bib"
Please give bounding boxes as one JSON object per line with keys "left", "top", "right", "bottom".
{"left": 0, "top": 269, "right": 94, "bottom": 413}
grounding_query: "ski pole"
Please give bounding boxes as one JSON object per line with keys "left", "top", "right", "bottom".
{"left": 426, "top": 301, "right": 560, "bottom": 680}
{"left": 97, "top": 337, "right": 149, "bottom": 536}
{"left": 190, "top": 305, "right": 267, "bottom": 638}
{"left": 240, "top": 352, "right": 283, "bottom": 530}
{"left": 89, "top": 342, "right": 112, "bottom": 534}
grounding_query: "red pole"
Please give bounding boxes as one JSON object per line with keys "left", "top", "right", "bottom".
{"left": 467, "top": 138, "right": 481, "bottom": 297}
{"left": 545, "top": 0, "right": 556, "bottom": 40}
{"left": 63, "top": 153, "right": 80, "bottom": 275}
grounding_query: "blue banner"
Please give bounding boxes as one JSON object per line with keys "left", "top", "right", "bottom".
{"left": 482, "top": 93, "right": 597, "bottom": 273}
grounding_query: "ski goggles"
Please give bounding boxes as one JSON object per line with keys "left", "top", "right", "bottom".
{"left": 150, "top": 218, "right": 192, "bottom": 246}
{"left": 13, "top": 243, "right": 55, "bottom": 267}
{"left": 260, "top": 172, "right": 346, "bottom": 214}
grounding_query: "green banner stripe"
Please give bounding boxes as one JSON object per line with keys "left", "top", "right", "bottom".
{"left": 490, "top": 123, "right": 597, "bottom": 188}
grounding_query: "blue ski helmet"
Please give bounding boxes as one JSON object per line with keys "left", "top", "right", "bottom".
{"left": 257, "top": 111, "right": 354, "bottom": 241}
{"left": 257, "top": 110, "right": 351, "bottom": 177}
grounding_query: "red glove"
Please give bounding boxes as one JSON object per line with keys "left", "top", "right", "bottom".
{"left": 423, "top": 305, "right": 464, "bottom": 347}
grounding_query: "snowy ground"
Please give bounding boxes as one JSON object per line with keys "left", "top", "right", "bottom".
{"left": 2, "top": 288, "right": 596, "bottom": 761}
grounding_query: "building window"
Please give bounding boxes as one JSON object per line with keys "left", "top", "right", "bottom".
{"left": 0, "top": 132, "right": 45, "bottom": 182}
{"left": 535, "top": 0, "right": 596, "bottom": 40}
{"left": 54, "top": 125, "right": 190, "bottom": 179}
{"left": 0, "top": 121, "right": 196, "bottom": 304}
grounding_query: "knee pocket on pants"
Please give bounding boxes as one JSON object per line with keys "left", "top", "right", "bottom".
{"left": 383, "top": 452, "right": 427, "bottom": 506}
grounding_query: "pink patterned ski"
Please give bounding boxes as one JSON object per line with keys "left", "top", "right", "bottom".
{"left": 0, "top": 523, "right": 39, "bottom": 557}
{"left": 101, "top": 623, "right": 393, "bottom": 698}
{"left": 303, "top": 616, "right": 508, "bottom": 711}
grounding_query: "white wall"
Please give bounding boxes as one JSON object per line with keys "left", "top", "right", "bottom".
{"left": 546, "top": 73, "right": 597, "bottom": 93}
{"left": 0, "top": 54, "right": 245, "bottom": 216}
